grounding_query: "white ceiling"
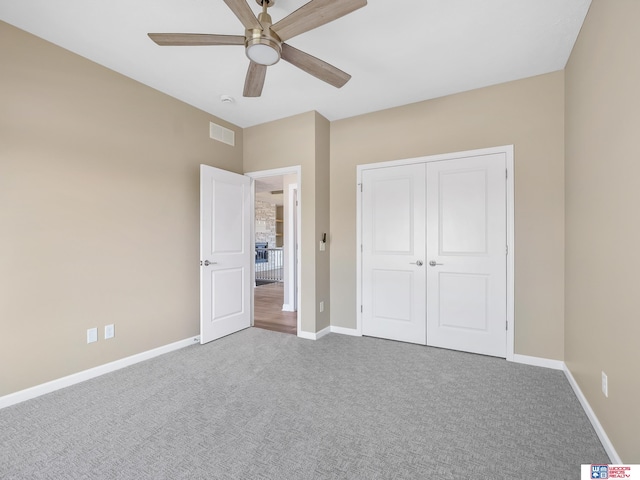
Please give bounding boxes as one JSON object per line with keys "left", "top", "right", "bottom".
{"left": 255, "top": 176, "right": 284, "bottom": 205}
{"left": 1, "top": 0, "right": 591, "bottom": 128}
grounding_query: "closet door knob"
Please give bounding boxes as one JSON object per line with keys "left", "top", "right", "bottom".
{"left": 410, "top": 260, "right": 424, "bottom": 266}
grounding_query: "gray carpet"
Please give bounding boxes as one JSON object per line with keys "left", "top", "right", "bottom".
{"left": 0, "top": 328, "right": 608, "bottom": 479}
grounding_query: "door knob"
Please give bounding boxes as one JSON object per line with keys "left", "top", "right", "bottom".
{"left": 429, "top": 260, "right": 443, "bottom": 267}
{"left": 410, "top": 260, "right": 424, "bottom": 266}
{"left": 202, "top": 260, "right": 217, "bottom": 266}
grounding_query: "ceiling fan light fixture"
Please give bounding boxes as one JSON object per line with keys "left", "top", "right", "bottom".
{"left": 246, "top": 37, "right": 281, "bottom": 66}
{"left": 148, "top": 0, "right": 367, "bottom": 97}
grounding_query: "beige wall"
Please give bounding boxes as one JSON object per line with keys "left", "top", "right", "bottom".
{"left": 330, "top": 71, "right": 566, "bottom": 360}
{"left": 243, "top": 111, "right": 331, "bottom": 334}
{"left": 0, "top": 22, "right": 243, "bottom": 397}
{"left": 565, "top": 0, "right": 640, "bottom": 462}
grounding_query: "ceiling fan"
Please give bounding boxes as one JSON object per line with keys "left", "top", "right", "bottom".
{"left": 148, "top": 0, "right": 367, "bottom": 97}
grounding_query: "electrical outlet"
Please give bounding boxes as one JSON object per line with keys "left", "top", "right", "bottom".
{"left": 319, "top": 301, "right": 324, "bottom": 313}
{"left": 87, "top": 328, "right": 98, "bottom": 344}
{"left": 104, "top": 324, "right": 115, "bottom": 340}
{"left": 602, "top": 371, "right": 608, "bottom": 397}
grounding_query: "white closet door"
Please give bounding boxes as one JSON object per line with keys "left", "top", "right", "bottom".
{"left": 361, "top": 164, "right": 427, "bottom": 345}
{"left": 425, "top": 154, "right": 507, "bottom": 357}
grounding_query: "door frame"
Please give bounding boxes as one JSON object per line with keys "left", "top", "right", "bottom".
{"left": 356, "top": 146, "right": 515, "bottom": 361}
{"left": 284, "top": 183, "right": 298, "bottom": 312}
{"left": 245, "top": 166, "right": 302, "bottom": 336}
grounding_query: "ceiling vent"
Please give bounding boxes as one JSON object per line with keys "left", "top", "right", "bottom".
{"left": 209, "top": 122, "right": 235, "bottom": 146}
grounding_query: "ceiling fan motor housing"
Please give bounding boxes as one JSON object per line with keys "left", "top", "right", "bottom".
{"left": 245, "top": 11, "right": 282, "bottom": 65}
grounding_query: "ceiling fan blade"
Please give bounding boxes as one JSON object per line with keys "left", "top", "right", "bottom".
{"left": 271, "top": 0, "right": 367, "bottom": 42}
{"left": 244, "top": 62, "right": 267, "bottom": 97}
{"left": 148, "top": 33, "right": 245, "bottom": 46}
{"left": 281, "top": 43, "right": 351, "bottom": 88}
{"left": 223, "top": 0, "right": 262, "bottom": 30}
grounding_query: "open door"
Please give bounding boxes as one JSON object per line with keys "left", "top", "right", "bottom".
{"left": 200, "top": 165, "right": 251, "bottom": 344}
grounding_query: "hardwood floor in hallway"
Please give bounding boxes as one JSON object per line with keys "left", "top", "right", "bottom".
{"left": 254, "top": 282, "right": 297, "bottom": 335}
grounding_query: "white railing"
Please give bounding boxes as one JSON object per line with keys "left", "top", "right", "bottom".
{"left": 255, "top": 246, "right": 283, "bottom": 283}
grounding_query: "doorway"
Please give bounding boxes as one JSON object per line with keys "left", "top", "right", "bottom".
{"left": 356, "top": 146, "right": 515, "bottom": 359}
{"left": 246, "top": 167, "right": 301, "bottom": 336}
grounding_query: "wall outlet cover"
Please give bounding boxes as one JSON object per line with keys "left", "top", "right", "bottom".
{"left": 87, "top": 328, "right": 98, "bottom": 344}
{"left": 105, "top": 324, "right": 115, "bottom": 340}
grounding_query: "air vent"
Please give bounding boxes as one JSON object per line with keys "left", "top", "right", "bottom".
{"left": 209, "top": 122, "right": 235, "bottom": 146}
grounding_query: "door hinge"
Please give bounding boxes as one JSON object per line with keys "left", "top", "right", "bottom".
{"left": 361, "top": 244, "right": 363, "bottom": 252}
{"left": 361, "top": 305, "right": 363, "bottom": 313}
{"left": 506, "top": 320, "right": 508, "bottom": 331}
{"left": 506, "top": 245, "right": 509, "bottom": 255}
{"left": 359, "top": 183, "right": 362, "bottom": 192}
{"left": 506, "top": 169, "right": 508, "bottom": 179}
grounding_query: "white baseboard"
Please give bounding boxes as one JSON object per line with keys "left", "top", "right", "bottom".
{"left": 0, "top": 336, "right": 200, "bottom": 410}
{"left": 512, "top": 354, "right": 621, "bottom": 462}
{"left": 330, "top": 326, "right": 362, "bottom": 336}
{"left": 281, "top": 304, "right": 295, "bottom": 312}
{"left": 511, "top": 353, "right": 565, "bottom": 370}
{"left": 297, "top": 330, "right": 316, "bottom": 340}
{"left": 563, "top": 365, "right": 621, "bottom": 463}
{"left": 315, "top": 326, "right": 331, "bottom": 339}
{"left": 297, "top": 326, "right": 331, "bottom": 340}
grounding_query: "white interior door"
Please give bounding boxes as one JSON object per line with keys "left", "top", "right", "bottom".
{"left": 200, "top": 165, "right": 251, "bottom": 344}
{"left": 426, "top": 154, "right": 507, "bottom": 357}
{"left": 361, "top": 164, "right": 427, "bottom": 344}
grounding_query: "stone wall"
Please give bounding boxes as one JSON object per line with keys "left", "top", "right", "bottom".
{"left": 255, "top": 200, "right": 276, "bottom": 247}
